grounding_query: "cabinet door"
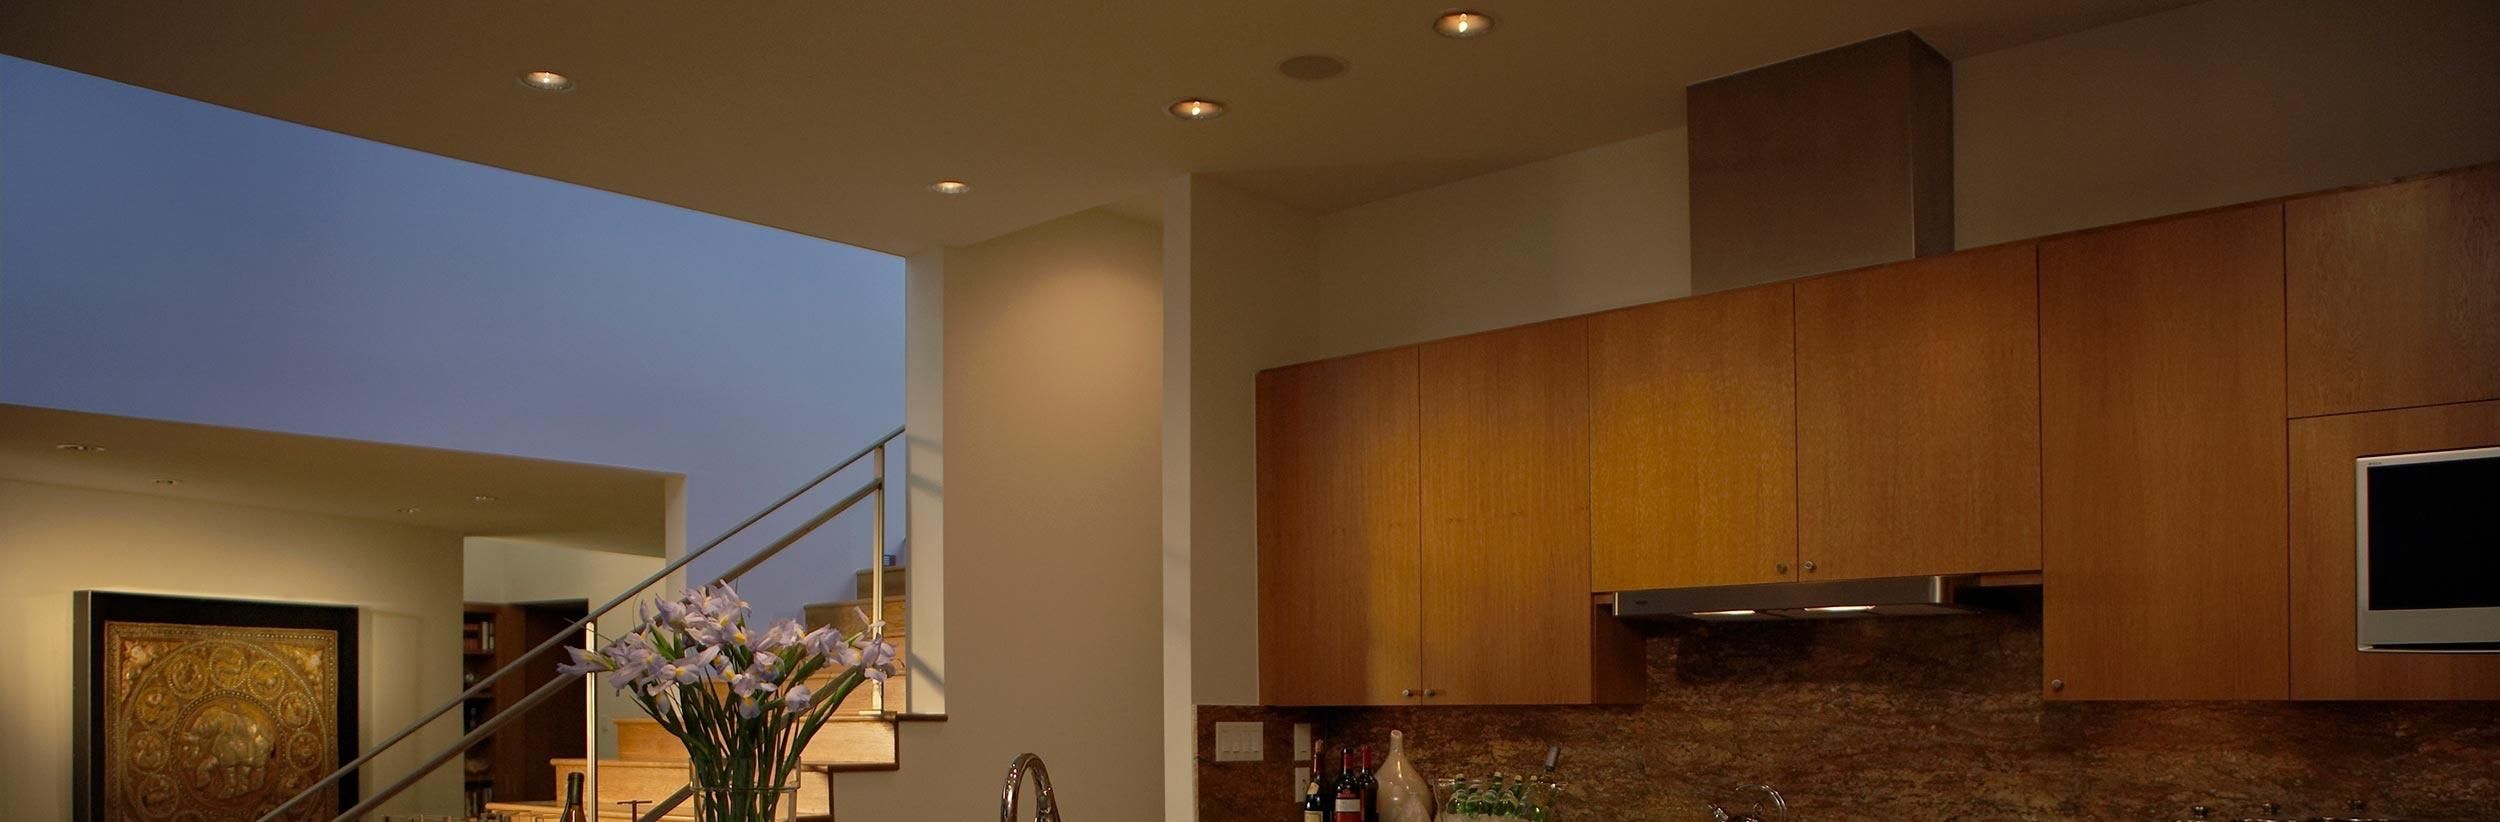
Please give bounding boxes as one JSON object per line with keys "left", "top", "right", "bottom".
{"left": 1419, "top": 319, "right": 1639, "bottom": 705}
{"left": 2288, "top": 165, "right": 2500, "bottom": 418}
{"left": 2040, "top": 204, "right": 2289, "bottom": 700}
{"left": 2291, "top": 400, "right": 2500, "bottom": 699}
{"left": 1795, "top": 243, "right": 2042, "bottom": 580}
{"left": 1590, "top": 284, "right": 1799, "bottom": 590}
{"left": 1256, "top": 349, "right": 1423, "bottom": 706}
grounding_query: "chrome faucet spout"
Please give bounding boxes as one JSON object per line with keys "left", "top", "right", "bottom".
{"left": 1000, "top": 752, "right": 1065, "bottom": 822}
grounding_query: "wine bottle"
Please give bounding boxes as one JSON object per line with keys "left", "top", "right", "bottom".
{"left": 1332, "top": 748, "right": 1364, "bottom": 822}
{"left": 1303, "top": 740, "right": 1329, "bottom": 822}
{"left": 559, "top": 772, "right": 586, "bottom": 822}
{"left": 1356, "top": 744, "right": 1379, "bottom": 822}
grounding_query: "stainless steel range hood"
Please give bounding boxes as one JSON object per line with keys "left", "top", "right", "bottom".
{"left": 1611, "top": 576, "right": 1978, "bottom": 621}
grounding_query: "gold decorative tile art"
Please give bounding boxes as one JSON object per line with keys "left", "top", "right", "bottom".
{"left": 102, "top": 621, "right": 339, "bottom": 822}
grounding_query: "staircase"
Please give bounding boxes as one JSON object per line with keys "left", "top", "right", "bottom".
{"left": 484, "top": 566, "right": 911, "bottom": 820}
{"left": 258, "top": 427, "right": 912, "bottom": 822}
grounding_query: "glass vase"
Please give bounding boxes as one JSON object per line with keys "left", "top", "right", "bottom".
{"left": 690, "top": 784, "right": 798, "bottom": 822}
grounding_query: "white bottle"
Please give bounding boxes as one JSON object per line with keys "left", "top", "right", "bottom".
{"left": 1374, "top": 730, "right": 1434, "bottom": 822}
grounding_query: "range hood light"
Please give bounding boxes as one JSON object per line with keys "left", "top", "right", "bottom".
{"left": 1803, "top": 605, "right": 1877, "bottom": 613}
{"left": 1694, "top": 609, "right": 1758, "bottom": 617}
{"left": 1613, "top": 576, "right": 1984, "bottom": 620}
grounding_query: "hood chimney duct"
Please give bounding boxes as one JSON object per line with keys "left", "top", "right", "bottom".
{"left": 1688, "top": 31, "right": 1954, "bottom": 293}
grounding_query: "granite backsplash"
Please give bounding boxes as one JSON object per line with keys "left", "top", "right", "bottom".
{"left": 1197, "top": 600, "right": 2500, "bottom": 821}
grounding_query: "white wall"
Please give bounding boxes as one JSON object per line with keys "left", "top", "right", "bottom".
{"left": 462, "top": 537, "right": 663, "bottom": 759}
{"left": 1955, "top": 0, "right": 2500, "bottom": 247}
{"left": 1159, "top": 175, "right": 1323, "bottom": 818}
{"left": 1307, "top": 129, "right": 1694, "bottom": 360}
{"left": 840, "top": 209, "right": 1164, "bottom": 820}
{"left": 0, "top": 480, "right": 466, "bottom": 818}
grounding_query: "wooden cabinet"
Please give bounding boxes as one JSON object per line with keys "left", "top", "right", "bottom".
{"left": 2039, "top": 204, "right": 2290, "bottom": 700}
{"left": 1794, "top": 243, "right": 2043, "bottom": 580}
{"left": 1256, "top": 348, "right": 1423, "bottom": 706}
{"left": 1418, "top": 319, "right": 1642, "bottom": 705}
{"left": 1589, "top": 284, "right": 1799, "bottom": 590}
{"left": 2290, "top": 400, "right": 2500, "bottom": 699}
{"left": 2287, "top": 165, "right": 2500, "bottom": 418}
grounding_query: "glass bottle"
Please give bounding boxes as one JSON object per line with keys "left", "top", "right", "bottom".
{"left": 1373, "top": 731, "right": 1434, "bottom": 822}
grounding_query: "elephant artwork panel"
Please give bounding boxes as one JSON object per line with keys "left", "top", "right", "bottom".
{"left": 76, "top": 592, "right": 358, "bottom": 822}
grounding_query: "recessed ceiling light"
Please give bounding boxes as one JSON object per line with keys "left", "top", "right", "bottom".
{"left": 471, "top": 494, "right": 498, "bottom": 503}
{"left": 930, "top": 180, "right": 972, "bottom": 195}
{"left": 398, "top": 506, "right": 424, "bottom": 514}
{"left": 1278, "top": 55, "right": 1350, "bottom": 82}
{"left": 152, "top": 478, "right": 181, "bottom": 486}
{"left": 518, "top": 70, "right": 574, "bottom": 93}
{"left": 1167, "top": 98, "right": 1227, "bottom": 121}
{"left": 1434, "top": 10, "right": 1495, "bottom": 38}
{"left": 54, "top": 443, "right": 106, "bottom": 453}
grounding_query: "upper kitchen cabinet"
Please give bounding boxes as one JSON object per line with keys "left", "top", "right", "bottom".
{"left": 2287, "top": 165, "right": 2500, "bottom": 418}
{"left": 1794, "top": 243, "right": 2043, "bottom": 580}
{"left": 1256, "top": 348, "right": 1424, "bottom": 707}
{"left": 2039, "top": 204, "right": 2289, "bottom": 700}
{"left": 1589, "top": 284, "right": 1799, "bottom": 590}
{"left": 2290, "top": 400, "right": 2500, "bottom": 700}
{"left": 1418, "top": 319, "right": 1641, "bottom": 705}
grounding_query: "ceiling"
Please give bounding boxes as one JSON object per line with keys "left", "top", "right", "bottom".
{"left": 0, "top": 403, "right": 673, "bottom": 554}
{"left": 0, "top": 1, "right": 2200, "bottom": 255}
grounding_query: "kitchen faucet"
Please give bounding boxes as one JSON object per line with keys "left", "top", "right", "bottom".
{"left": 999, "top": 752, "right": 1065, "bottom": 822}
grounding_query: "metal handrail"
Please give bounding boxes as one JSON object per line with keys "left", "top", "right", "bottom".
{"left": 257, "top": 425, "right": 904, "bottom": 822}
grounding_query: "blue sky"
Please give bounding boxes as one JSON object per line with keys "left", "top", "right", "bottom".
{"left": 0, "top": 55, "right": 905, "bottom": 617}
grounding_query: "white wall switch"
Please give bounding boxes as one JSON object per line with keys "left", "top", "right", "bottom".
{"left": 1293, "top": 766, "right": 1311, "bottom": 801}
{"left": 1292, "top": 722, "right": 1311, "bottom": 757}
{"left": 1214, "top": 721, "right": 1264, "bottom": 762}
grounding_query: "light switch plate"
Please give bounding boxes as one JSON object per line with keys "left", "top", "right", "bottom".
{"left": 1293, "top": 766, "right": 1311, "bottom": 802}
{"left": 1214, "top": 721, "right": 1264, "bottom": 762}
{"left": 1293, "top": 722, "right": 1311, "bottom": 758}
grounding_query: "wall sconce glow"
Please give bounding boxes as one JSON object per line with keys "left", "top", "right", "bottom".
{"left": 930, "top": 180, "right": 972, "bottom": 195}
{"left": 1803, "top": 605, "right": 1878, "bottom": 613}
{"left": 1692, "top": 609, "right": 1758, "bottom": 617}
{"left": 518, "top": 70, "right": 575, "bottom": 93}
{"left": 1434, "top": 11, "right": 1495, "bottom": 38}
{"left": 1167, "top": 98, "right": 1228, "bottom": 121}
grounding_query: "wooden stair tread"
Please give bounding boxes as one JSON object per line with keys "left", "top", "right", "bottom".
{"left": 609, "top": 714, "right": 898, "bottom": 768}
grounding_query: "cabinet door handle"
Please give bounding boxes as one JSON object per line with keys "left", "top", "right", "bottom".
{"left": 1802, "top": 560, "right": 1818, "bottom": 573}
{"left": 1776, "top": 562, "right": 1790, "bottom": 574}
{"left": 2049, "top": 679, "right": 2065, "bottom": 693}
{"left": 1422, "top": 688, "right": 1439, "bottom": 697}
{"left": 1400, "top": 688, "right": 1415, "bottom": 698}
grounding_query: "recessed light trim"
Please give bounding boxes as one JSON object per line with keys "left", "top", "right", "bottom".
{"left": 1167, "top": 98, "right": 1227, "bottom": 121}
{"left": 518, "top": 70, "right": 575, "bottom": 93}
{"left": 54, "top": 443, "right": 106, "bottom": 453}
{"left": 398, "top": 506, "right": 424, "bottom": 514}
{"left": 471, "top": 494, "right": 499, "bottom": 503}
{"left": 1434, "top": 10, "right": 1495, "bottom": 38}
{"left": 930, "top": 180, "right": 972, "bottom": 195}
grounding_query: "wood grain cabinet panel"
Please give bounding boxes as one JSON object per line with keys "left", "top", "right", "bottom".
{"left": 1795, "top": 243, "right": 2043, "bottom": 580}
{"left": 1256, "top": 348, "right": 1423, "bottom": 706}
{"left": 1590, "top": 284, "right": 1799, "bottom": 590}
{"left": 2288, "top": 165, "right": 2500, "bottom": 418}
{"left": 2290, "top": 400, "right": 2500, "bottom": 699}
{"left": 1419, "top": 319, "right": 1640, "bottom": 705}
{"left": 2039, "top": 204, "right": 2289, "bottom": 700}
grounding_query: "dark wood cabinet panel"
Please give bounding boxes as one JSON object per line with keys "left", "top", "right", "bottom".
{"left": 2288, "top": 165, "right": 2500, "bottom": 418}
{"left": 1419, "top": 319, "right": 1639, "bottom": 705}
{"left": 1795, "top": 243, "right": 2042, "bottom": 580}
{"left": 1590, "top": 284, "right": 1800, "bottom": 591}
{"left": 2040, "top": 204, "right": 2289, "bottom": 700}
{"left": 2290, "top": 400, "right": 2500, "bottom": 699}
{"left": 1256, "top": 348, "right": 1424, "bottom": 706}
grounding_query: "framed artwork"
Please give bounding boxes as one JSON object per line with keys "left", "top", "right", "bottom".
{"left": 74, "top": 591, "right": 359, "bottom": 821}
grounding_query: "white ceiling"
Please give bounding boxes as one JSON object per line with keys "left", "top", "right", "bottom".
{"left": 0, "top": 403, "right": 673, "bottom": 554}
{"left": 0, "top": 1, "right": 2201, "bottom": 255}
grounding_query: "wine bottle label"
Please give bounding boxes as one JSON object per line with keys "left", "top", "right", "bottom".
{"left": 1303, "top": 812, "right": 1324, "bottom": 822}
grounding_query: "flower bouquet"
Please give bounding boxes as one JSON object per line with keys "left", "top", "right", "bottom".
{"left": 560, "top": 582, "right": 899, "bottom": 822}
